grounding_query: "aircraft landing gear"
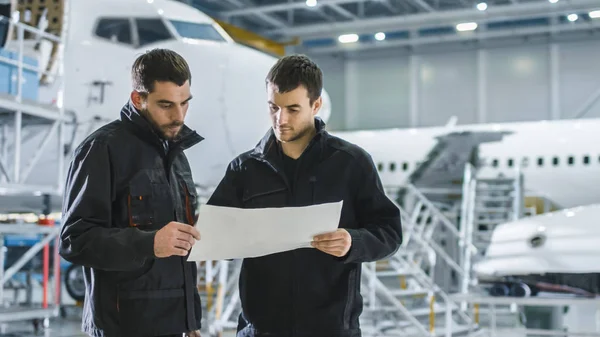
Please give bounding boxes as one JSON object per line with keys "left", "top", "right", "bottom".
{"left": 489, "top": 281, "right": 539, "bottom": 297}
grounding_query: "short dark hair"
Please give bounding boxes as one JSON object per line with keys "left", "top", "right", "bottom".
{"left": 131, "top": 48, "right": 191, "bottom": 94}
{"left": 266, "top": 54, "right": 322, "bottom": 105}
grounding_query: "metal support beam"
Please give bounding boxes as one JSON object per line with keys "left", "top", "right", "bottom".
{"left": 13, "top": 111, "right": 21, "bottom": 184}
{"left": 224, "top": 0, "right": 372, "bottom": 17}
{"left": 477, "top": 49, "right": 487, "bottom": 123}
{"left": 344, "top": 59, "right": 359, "bottom": 129}
{"left": 20, "top": 122, "right": 59, "bottom": 184}
{"left": 381, "top": 0, "right": 400, "bottom": 14}
{"left": 221, "top": 0, "right": 287, "bottom": 28}
{"left": 265, "top": 0, "right": 600, "bottom": 38}
{"left": 328, "top": 4, "right": 356, "bottom": 20}
{"left": 409, "top": 54, "right": 419, "bottom": 127}
{"left": 574, "top": 85, "right": 600, "bottom": 119}
{"left": 550, "top": 43, "right": 560, "bottom": 120}
{"left": 409, "top": 0, "right": 435, "bottom": 12}
{"left": 303, "top": 20, "right": 600, "bottom": 54}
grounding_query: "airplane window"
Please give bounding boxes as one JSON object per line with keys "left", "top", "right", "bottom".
{"left": 553, "top": 157, "right": 559, "bottom": 166}
{"left": 583, "top": 155, "right": 590, "bottom": 165}
{"left": 169, "top": 20, "right": 226, "bottom": 42}
{"left": 135, "top": 18, "right": 173, "bottom": 47}
{"left": 492, "top": 159, "right": 499, "bottom": 168}
{"left": 377, "top": 163, "right": 383, "bottom": 172}
{"left": 402, "top": 162, "right": 408, "bottom": 171}
{"left": 568, "top": 156, "right": 574, "bottom": 165}
{"left": 521, "top": 157, "right": 529, "bottom": 168}
{"left": 95, "top": 18, "right": 132, "bottom": 45}
{"left": 389, "top": 162, "right": 396, "bottom": 172}
{"left": 507, "top": 158, "right": 514, "bottom": 167}
{"left": 537, "top": 157, "right": 544, "bottom": 166}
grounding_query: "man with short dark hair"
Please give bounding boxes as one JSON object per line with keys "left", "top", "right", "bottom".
{"left": 60, "top": 48, "right": 203, "bottom": 337}
{"left": 208, "top": 54, "right": 403, "bottom": 337}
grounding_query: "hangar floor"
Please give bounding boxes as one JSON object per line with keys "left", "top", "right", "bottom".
{"left": 0, "top": 306, "right": 237, "bottom": 337}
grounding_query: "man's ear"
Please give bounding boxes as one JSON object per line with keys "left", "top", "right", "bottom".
{"left": 130, "top": 90, "right": 146, "bottom": 110}
{"left": 312, "top": 96, "right": 322, "bottom": 116}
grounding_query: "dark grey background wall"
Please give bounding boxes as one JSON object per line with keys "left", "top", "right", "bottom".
{"left": 308, "top": 37, "right": 600, "bottom": 131}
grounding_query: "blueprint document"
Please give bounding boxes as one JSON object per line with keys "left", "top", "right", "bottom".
{"left": 187, "top": 201, "right": 343, "bottom": 261}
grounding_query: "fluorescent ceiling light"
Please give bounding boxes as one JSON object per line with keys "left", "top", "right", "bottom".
{"left": 567, "top": 13, "right": 578, "bottom": 21}
{"left": 306, "top": 0, "right": 317, "bottom": 7}
{"left": 338, "top": 34, "right": 359, "bottom": 43}
{"left": 456, "top": 22, "right": 478, "bottom": 31}
{"left": 589, "top": 10, "right": 600, "bottom": 18}
{"left": 477, "top": 2, "right": 487, "bottom": 11}
{"left": 548, "top": 0, "right": 558, "bottom": 3}
{"left": 375, "top": 32, "right": 386, "bottom": 41}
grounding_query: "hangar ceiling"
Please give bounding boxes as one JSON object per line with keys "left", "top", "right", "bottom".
{"left": 188, "top": 0, "right": 599, "bottom": 54}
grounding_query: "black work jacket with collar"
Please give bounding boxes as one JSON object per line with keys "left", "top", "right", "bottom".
{"left": 207, "top": 117, "right": 403, "bottom": 337}
{"left": 59, "top": 102, "right": 204, "bottom": 337}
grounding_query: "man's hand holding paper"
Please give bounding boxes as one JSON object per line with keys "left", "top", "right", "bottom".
{"left": 154, "top": 221, "right": 201, "bottom": 258}
{"left": 312, "top": 229, "right": 352, "bottom": 257}
{"left": 187, "top": 201, "right": 344, "bottom": 261}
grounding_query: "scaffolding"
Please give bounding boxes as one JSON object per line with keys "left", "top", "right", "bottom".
{"left": 0, "top": 5, "right": 74, "bottom": 213}
{"left": 0, "top": 2, "right": 70, "bottom": 330}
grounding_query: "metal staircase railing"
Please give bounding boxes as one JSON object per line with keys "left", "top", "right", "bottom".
{"left": 458, "top": 163, "right": 524, "bottom": 298}
{"left": 359, "top": 188, "right": 479, "bottom": 336}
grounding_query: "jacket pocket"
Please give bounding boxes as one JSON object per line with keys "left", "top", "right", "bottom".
{"left": 128, "top": 181, "right": 155, "bottom": 229}
{"left": 127, "top": 169, "right": 173, "bottom": 230}
{"left": 117, "top": 288, "right": 186, "bottom": 336}
{"left": 181, "top": 178, "right": 199, "bottom": 225}
{"left": 118, "top": 256, "right": 185, "bottom": 292}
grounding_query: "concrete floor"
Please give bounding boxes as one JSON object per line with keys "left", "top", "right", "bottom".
{"left": 0, "top": 306, "right": 237, "bottom": 337}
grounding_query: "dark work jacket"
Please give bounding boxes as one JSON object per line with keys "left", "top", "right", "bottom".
{"left": 59, "top": 102, "right": 204, "bottom": 337}
{"left": 207, "top": 117, "right": 403, "bottom": 337}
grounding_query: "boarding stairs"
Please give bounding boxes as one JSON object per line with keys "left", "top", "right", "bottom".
{"left": 458, "top": 163, "right": 524, "bottom": 296}
{"left": 356, "top": 184, "right": 480, "bottom": 337}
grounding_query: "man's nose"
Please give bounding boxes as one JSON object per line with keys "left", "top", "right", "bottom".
{"left": 277, "top": 110, "right": 289, "bottom": 125}
{"left": 172, "top": 106, "right": 185, "bottom": 121}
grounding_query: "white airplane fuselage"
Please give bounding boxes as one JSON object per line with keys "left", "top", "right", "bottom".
{"left": 332, "top": 118, "right": 600, "bottom": 209}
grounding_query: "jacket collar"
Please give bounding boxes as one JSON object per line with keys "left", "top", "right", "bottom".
{"left": 251, "top": 116, "right": 328, "bottom": 162}
{"left": 120, "top": 101, "right": 204, "bottom": 151}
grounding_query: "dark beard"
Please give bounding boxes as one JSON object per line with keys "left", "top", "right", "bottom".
{"left": 139, "top": 108, "right": 182, "bottom": 141}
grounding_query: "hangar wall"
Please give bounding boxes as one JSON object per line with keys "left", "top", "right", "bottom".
{"left": 310, "top": 37, "right": 600, "bottom": 131}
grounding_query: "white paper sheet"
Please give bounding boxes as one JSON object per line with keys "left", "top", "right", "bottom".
{"left": 187, "top": 201, "right": 343, "bottom": 261}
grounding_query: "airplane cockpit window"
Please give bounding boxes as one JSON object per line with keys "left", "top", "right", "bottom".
{"left": 169, "top": 20, "right": 226, "bottom": 42}
{"left": 135, "top": 18, "right": 173, "bottom": 47}
{"left": 95, "top": 18, "right": 133, "bottom": 45}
